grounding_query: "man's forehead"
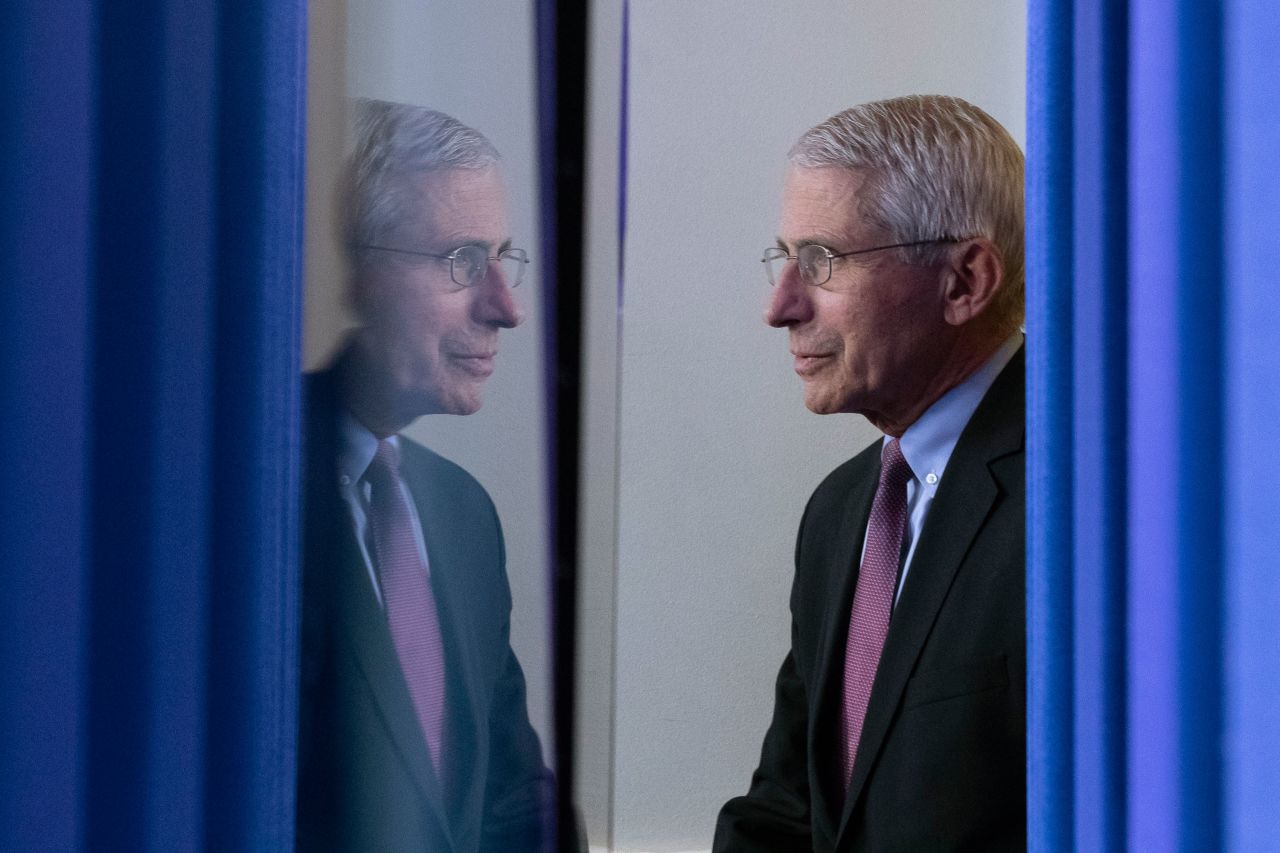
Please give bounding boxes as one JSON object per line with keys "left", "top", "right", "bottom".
{"left": 405, "top": 167, "right": 510, "bottom": 246}
{"left": 778, "top": 166, "right": 877, "bottom": 247}
{"left": 413, "top": 167, "right": 506, "bottom": 212}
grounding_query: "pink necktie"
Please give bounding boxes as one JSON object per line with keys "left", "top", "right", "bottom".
{"left": 365, "top": 440, "right": 447, "bottom": 773}
{"left": 840, "top": 438, "right": 912, "bottom": 791}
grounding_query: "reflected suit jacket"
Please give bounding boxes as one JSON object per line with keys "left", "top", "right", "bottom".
{"left": 296, "top": 368, "right": 552, "bottom": 853}
{"left": 715, "top": 348, "right": 1026, "bottom": 852}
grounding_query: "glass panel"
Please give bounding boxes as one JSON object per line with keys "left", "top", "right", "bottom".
{"left": 302, "top": 1, "right": 561, "bottom": 849}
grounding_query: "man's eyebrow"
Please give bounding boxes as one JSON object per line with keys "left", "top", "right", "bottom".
{"left": 440, "top": 238, "right": 514, "bottom": 255}
{"left": 776, "top": 237, "right": 832, "bottom": 252}
{"left": 439, "top": 237, "right": 495, "bottom": 252}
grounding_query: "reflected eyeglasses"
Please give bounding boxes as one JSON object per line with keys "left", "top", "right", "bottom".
{"left": 362, "top": 243, "right": 530, "bottom": 288}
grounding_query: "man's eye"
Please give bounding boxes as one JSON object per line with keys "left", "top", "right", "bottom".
{"left": 451, "top": 248, "right": 487, "bottom": 281}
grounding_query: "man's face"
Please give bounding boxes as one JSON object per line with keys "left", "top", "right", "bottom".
{"left": 766, "top": 166, "right": 950, "bottom": 422}
{"left": 355, "top": 167, "right": 524, "bottom": 417}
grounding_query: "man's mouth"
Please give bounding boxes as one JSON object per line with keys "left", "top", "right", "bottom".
{"left": 448, "top": 351, "right": 497, "bottom": 376}
{"left": 792, "top": 351, "right": 833, "bottom": 376}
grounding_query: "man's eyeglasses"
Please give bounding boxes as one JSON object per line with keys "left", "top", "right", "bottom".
{"left": 761, "top": 238, "right": 969, "bottom": 290}
{"left": 363, "top": 243, "right": 530, "bottom": 288}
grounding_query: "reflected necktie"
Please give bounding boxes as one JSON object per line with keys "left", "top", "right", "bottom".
{"left": 840, "top": 438, "right": 912, "bottom": 792}
{"left": 365, "top": 440, "right": 447, "bottom": 773}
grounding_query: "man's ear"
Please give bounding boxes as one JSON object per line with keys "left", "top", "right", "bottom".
{"left": 941, "top": 238, "right": 1004, "bottom": 327}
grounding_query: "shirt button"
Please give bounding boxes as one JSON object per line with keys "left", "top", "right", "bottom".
{"left": 338, "top": 474, "right": 352, "bottom": 486}
{"left": 925, "top": 472, "right": 938, "bottom": 485}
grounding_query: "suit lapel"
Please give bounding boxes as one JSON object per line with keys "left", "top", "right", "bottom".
{"left": 402, "top": 452, "right": 486, "bottom": 831}
{"left": 333, "top": 516, "right": 457, "bottom": 848}
{"left": 808, "top": 449, "right": 880, "bottom": 842}
{"left": 837, "top": 349, "right": 1026, "bottom": 840}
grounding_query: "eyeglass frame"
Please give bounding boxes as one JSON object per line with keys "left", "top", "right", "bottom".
{"left": 761, "top": 237, "right": 972, "bottom": 289}
{"left": 360, "top": 242, "right": 530, "bottom": 288}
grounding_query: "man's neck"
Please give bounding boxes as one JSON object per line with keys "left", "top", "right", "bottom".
{"left": 865, "top": 332, "right": 1010, "bottom": 437}
{"left": 338, "top": 343, "right": 414, "bottom": 439}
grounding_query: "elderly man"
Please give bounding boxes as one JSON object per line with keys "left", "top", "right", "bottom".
{"left": 296, "top": 101, "right": 551, "bottom": 852}
{"left": 714, "top": 95, "right": 1026, "bottom": 851}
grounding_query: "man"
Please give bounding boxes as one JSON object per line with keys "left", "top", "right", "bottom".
{"left": 296, "top": 100, "right": 551, "bottom": 852}
{"left": 714, "top": 95, "right": 1026, "bottom": 851}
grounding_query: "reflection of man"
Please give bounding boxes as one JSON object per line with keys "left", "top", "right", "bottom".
{"left": 714, "top": 96, "right": 1026, "bottom": 851}
{"left": 297, "top": 100, "right": 551, "bottom": 852}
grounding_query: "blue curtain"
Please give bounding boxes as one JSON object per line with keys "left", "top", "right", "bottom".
{"left": 0, "top": 2, "right": 305, "bottom": 850}
{"left": 1028, "top": 0, "right": 1280, "bottom": 850}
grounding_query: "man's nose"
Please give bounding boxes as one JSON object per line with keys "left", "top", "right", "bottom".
{"left": 473, "top": 266, "right": 524, "bottom": 328}
{"left": 763, "top": 262, "right": 812, "bottom": 328}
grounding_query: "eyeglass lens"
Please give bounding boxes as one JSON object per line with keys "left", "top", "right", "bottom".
{"left": 763, "top": 246, "right": 830, "bottom": 287}
{"left": 797, "top": 245, "right": 829, "bottom": 285}
{"left": 450, "top": 246, "right": 527, "bottom": 288}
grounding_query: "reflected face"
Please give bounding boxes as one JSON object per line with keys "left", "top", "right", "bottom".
{"left": 765, "top": 167, "right": 948, "bottom": 420}
{"left": 355, "top": 167, "right": 524, "bottom": 417}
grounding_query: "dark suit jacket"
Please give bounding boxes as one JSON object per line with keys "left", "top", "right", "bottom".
{"left": 296, "top": 368, "right": 552, "bottom": 853}
{"left": 715, "top": 349, "right": 1026, "bottom": 852}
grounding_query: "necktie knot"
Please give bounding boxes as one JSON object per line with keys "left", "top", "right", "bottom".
{"left": 366, "top": 439, "right": 402, "bottom": 487}
{"left": 879, "top": 438, "right": 913, "bottom": 491}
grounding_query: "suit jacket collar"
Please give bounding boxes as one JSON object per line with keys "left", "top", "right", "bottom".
{"left": 895, "top": 332, "right": 1023, "bottom": 507}
{"left": 815, "top": 347, "right": 1026, "bottom": 842}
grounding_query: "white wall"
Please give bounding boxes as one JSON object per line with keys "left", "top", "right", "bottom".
{"left": 611, "top": 2, "right": 1026, "bottom": 850}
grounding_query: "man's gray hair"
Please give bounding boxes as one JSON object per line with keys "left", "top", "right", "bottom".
{"left": 789, "top": 95, "right": 1025, "bottom": 331}
{"left": 341, "top": 99, "right": 500, "bottom": 266}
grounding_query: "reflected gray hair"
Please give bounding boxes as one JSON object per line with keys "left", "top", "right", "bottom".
{"left": 341, "top": 99, "right": 500, "bottom": 267}
{"left": 789, "top": 95, "right": 1025, "bottom": 331}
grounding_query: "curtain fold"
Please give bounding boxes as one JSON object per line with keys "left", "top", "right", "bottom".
{"left": 0, "top": 2, "right": 305, "bottom": 850}
{"left": 1223, "top": 1, "right": 1280, "bottom": 848}
{"left": 1028, "top": 0, "right": 1280, "bottom": 850}
{"left": 0, "top": 4, "right": 94, "bottom": 849}
{"left": 1026, "top": 0, "right": 1075, "bottom": 847}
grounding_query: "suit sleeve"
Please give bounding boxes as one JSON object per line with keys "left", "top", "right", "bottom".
{"left": 479, "top": 505, "right": 556, "bottom": 853}
{"left": 712, "top": 613, "right": 814, "bottom": 852}
{"left": 478, "top": 631, "right": 555, "bottom": 852}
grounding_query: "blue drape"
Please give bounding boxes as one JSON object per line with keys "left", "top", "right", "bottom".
{"left": 0, "top": 2, "right": 305, "bottom": 849}
{"left": 1028, "top": 0, "right": 1280, "bottom": 850}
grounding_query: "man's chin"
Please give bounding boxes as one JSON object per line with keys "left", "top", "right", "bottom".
{"left": 802, "top": 386, "right": 843, "bottom": 415}
{"left": 437, "top": 384, "right": 486, "bottom": 416}
{"left": 427, "top": 394, "right": 483, "bottom": 417}
{"left": 448, "top": 398, "right": 483, "bottom": 416}
{"left": 396, "top": 384, "right": 485, "bottom": 419}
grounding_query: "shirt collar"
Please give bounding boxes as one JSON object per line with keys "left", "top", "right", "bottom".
{"left": 892, "top": 332, "right": 1023, "bottom": 495}
{"left": 337, "top": 411, "right": 399, "bottom": 487}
